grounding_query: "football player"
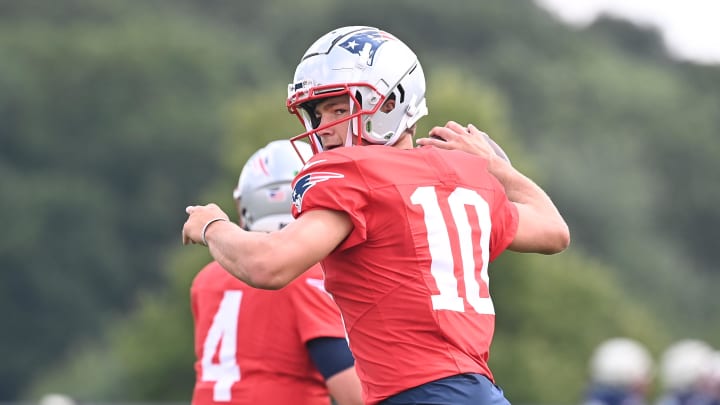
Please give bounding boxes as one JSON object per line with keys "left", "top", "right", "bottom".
{"left": 656, "top": 339, "right": 716, "bottom": 405}
{"left": 190, "top": 140, "right": 362, "bottom": 405}
{"left": 184, "top": 26, "right": 570, "bottom": 405}
{"left": 583, "top": 337, "right": 654, "bottom": 405}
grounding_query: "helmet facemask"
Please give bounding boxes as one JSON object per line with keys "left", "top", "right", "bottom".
{"left": 288, "top": 82, "right": 387, "bottom": 163}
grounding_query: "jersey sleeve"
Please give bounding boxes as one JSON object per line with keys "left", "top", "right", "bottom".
{"left": 488, "top": 187, "right": 519, "bottom": 262}
{"left": 291, "top": 153, "right": 369, "bottom": 251}
{"left": 287, "top": 269, "right": 348, "bottom": 344}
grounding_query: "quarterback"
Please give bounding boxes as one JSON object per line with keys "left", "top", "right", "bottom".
{"left": 184, "top": 26, "right": 569, "bottom": 405}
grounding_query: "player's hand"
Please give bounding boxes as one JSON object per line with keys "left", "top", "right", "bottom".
{"left": 182, "top": 203, "right": 230, "bottom": 246}
{"left": 419, "top": 121, "right": 511, "bottom": 164}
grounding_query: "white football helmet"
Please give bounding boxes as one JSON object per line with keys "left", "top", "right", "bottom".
{"left": 287, "top": 26, "right": 428, "bottom": 160}
{"left": 233, "top": 140, "right": 312, "bottom": 232}
{"left": 659, "top": 339, "right": 714, "bottom": 392}
{"left": 589, "top": 337, "right": 654, "bottom": 388}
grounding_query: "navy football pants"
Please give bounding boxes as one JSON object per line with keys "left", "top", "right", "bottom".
{"left": 379, "top": 373, "right": 511, "bottom": 405}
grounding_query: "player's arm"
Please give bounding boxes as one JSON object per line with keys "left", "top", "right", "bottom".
{"left": 326, "top": 366, "right": 363, "bottom": 405}
{"left": 182, "top": 205, "right": 353, "bottom": 289}
{"left": 422, "top": 121, "right": 570, "bottom": 254}
{"left": 489, "top": 160, "right": 570, "bottom": 254}
{"left": 306, "top": 338, "right": 363, "bottom": 405}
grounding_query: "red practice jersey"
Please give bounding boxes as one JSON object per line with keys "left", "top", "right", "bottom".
{"left": 291, "top": 145, "right": 519, "bottom": 405}
{"left": 190, "top": 262, "right": 347, "bottom": 405}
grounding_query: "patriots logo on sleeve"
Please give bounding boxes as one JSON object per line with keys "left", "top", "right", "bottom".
{"left": 292, "top": 171, "right": 344, "bottom": 213}
{"left": 339, "top": 29, "right": 395, "bottom": 66}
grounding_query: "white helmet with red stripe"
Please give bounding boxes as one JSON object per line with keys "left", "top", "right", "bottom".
{"left": 233, "top": 140, "right": 311, "bottom": 232}
{"left": 287, "top": 26, "right": 428, "bottom": 160}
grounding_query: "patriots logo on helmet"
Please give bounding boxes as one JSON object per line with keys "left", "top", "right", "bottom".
{"left": 339, "top": 29, "right": 394, "bottom": 66}
{"left": 292, "top": 171, "right": 344, "bottom": 213}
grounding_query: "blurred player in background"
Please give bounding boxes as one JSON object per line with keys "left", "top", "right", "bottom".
{"left": 183, "top": 26, "right": 570, "bottom": 405}
{"left": 583, "top": 337, "right": 654, "bottom": 405}
{"left": 656, "top": 339, "right": 716, "bottom": 405}
{"left": 39, "top": 393, "right": 76, "bottom": 405}
{"left": 190, "top": 140, "right": 362, "bottom": 405}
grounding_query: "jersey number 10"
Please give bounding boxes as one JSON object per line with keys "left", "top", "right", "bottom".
{"left": 411, "top": 186, "right": 495, "bottom": 315}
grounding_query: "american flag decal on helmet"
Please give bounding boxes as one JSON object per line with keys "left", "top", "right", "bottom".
{"left": 338, "top": 29, "right": 394, "bottom": 66}
{"left": 266, "top": 188, "right": 286, "bottom": 202}
{"left": 292, "top": 171, "right": 344, "bottom": 213}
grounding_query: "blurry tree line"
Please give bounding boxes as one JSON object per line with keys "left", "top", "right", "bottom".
{"left": 1, "top": 0, "right": 718, "bottom": 403}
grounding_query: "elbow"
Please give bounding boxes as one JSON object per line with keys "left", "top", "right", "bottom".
{"left": 559, "top": 221, "right": 571, "bottom": 249}
{"left": 545, "top": 223, "right": 571, "bottom": 254}
{"left": 511, "top": 217, "right": 570, "bottom": 254}
{"left": 244, "top": 265, "right": 291, "bottom": 290}
{"left": 245, "top": 277, "right": 286, "bottom": 290}
{"left": 241, "top": 257, "right": 294, "bottom": 290}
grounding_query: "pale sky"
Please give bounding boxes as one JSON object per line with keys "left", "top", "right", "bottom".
{"left": 534, "top": 0, "right": 720, "bottom": 65}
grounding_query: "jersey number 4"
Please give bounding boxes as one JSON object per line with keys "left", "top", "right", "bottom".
{"left": 411, "top": 186, "right": 495, "bottom": 315}
{"left": 201, "top": 290, "right": 242, "bottom": 401}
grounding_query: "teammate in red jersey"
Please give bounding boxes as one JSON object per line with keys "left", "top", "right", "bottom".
{"left": 183, "top": 26, "right": 570, "bottom": 405}
{"left": 190, "top": 140, "right": 362, "bottom": 405}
